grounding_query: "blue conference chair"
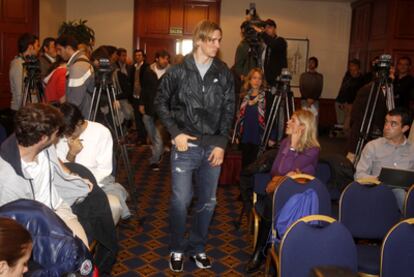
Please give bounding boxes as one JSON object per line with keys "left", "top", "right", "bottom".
{"left": 277, "top": 215, "right": 357, "bottom": 277}
{"left": 339, "top": 181, "right": 401, "bottom": 276}
{"left": 265, "top": 174, "right": 332, "bottom": 275}
{"left": 380, "top": 218, "right": 414, "bottom": 277}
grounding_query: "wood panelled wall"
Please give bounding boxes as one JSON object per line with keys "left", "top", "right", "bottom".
{"left": 0, "top": 0, "right": 39, "bottom": 109}
{"left": 133, "top": 0, "right": 220, "bottom": 63}
{"left": 349, "top": 0, "right": 414, "bottom": 73}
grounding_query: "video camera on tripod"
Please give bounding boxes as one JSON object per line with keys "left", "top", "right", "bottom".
{"left": 94, "top": 58, "right": 113, "bottom": 81}
{"left": 241, "top": 3, "right": 266, "bottom": 67}
{"left": 22, "top": 55, "right": 43, "bottom": 106}
{"left": 354, "top": 54, "right": 394, "bottom": 166}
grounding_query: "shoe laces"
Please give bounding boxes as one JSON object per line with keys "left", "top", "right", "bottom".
{"left": 172, "top": 252, "right": 183, "bottom": 261}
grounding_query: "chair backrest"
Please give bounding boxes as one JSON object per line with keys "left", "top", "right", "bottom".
{"left": 339, "top": 181, "right": 400, "bottom": 239}
{"left": 279, "top": 215, "right": 358, "bottom": 277}
{"left": 272, "top": 176, "right": 332, "bottom": 224}
{"left": 380, "top": 218, "right": 414, "bottom": 277}
{"left": 403, "top": 185, "right": 414, "bottom": 218}
{"left": 316, "top": 162, "right": 331, "bottom": 185}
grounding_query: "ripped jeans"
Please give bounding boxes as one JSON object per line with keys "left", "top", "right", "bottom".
{"left": 169, "top": 144, "right": 221, "bottom": 255}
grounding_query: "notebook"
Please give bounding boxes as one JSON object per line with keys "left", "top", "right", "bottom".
{"left": 379, "top": 167, "right": 414, "bottom": 188}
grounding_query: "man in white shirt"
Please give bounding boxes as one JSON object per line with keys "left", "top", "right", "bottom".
{"left": 56, "top": 103, "right": 130, "bottom": 221}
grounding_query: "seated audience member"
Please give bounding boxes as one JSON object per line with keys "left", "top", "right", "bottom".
{"left": 0, "top": 103, "right": 118, "bottom": 275}
{"left": 43, "top": 56, "right": 66, "bottom": 104}
{"left": 355, "top": 108, "right": 414, "bottom": 211}
{"left": 56, "top": 103, "right": 131, "bottom": 220}
{"left": 0, "top": 217, "right": 32, "bottom": 277}
{"left": 245, "top": 109, "right": 320, "bottom": 273}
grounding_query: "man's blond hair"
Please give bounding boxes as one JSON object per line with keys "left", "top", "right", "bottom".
{"left": 192, "top": 20, "right": 222, "bottom": 50}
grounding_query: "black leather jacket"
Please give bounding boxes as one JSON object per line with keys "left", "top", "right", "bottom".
{"left": 155, "top": 54, "right": 235, "bottom": 149}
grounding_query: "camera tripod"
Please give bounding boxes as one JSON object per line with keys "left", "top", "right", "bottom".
{"left": 258, "top": 80, "right": 295, "bottom": 156}
{"left": 88, "top": 72, "right": 138, "bottom": 215}
{"left": 22, "top": 65, "right": 43, "bottom": 107}
{"left": 233, "top": 78, "right": 295, "bottom": 231}
{"left": 353, "top": 71, "right": 394, "bottom": 166}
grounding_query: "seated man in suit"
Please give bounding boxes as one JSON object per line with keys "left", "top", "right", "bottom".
{"left": 355, "top": 108, "right": 414, "bottom": 211}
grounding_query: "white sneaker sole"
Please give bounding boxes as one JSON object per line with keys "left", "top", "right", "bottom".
{"left": 192, "top": 256, "right": 212, "bottom": 269}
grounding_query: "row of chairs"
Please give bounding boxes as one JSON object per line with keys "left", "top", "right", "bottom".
{"left": 265, "top": 214, "right": 414, "bottom": 277}
{"left": 252, "top": 173, "right": 414, "bottom": 276}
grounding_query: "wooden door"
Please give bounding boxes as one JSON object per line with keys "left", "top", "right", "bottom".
{"left": 0, "top": 0, "right": 39, "bottom": 109}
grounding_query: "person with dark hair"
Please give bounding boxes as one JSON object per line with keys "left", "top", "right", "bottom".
{"left": 90, "top": 45, "right": 134, "bottom": 127}
{"left": 155, "top": 20, "right": 235, "bottom": 272}
{"left": 335, "top": 59, "right": 365, "bottom": 134}
{"left": 9, "top": 33, "right": 40, "bottom": 111}
{"left": 233, "top": 23, "right": 260, "bottom": 80}
{"left": 56, "top": 103, "right": 131, "bottom": 221}
{"left": 116, "top": 48, "right": 133, "bottom": 79}
{"left": 131, "top": 49, "right": 148, "bottom": 145}
{"left": 139, "top": 49, "right": 170, "bottom": 171}
{"left": 0, "top": 217, "right": 32, "bottom": 277}
{"left": 355, "top": 107, "right": 414, "bottom": 210}
{"left": 0, "top": 104, "right": 89, "bottom": 247}
{"left": 56, "top": 34, "right": 94, "bottom": 118}
{"left": 299, "top": 56, "right": 323, "bottom": 121}
{"left": 43, "top": 56, "right": 66, "bottom": 104}
{"left": 393, "top": 56, "right": 414, "bottom": 110}
{"left": 252, "top": 19, "right": 287, "bottom": 86}
{"left": 39, "top": 37, "right": 57, "bottom": 79}
{"left": 0, "top": 103, "right": 118, "bottom": 274}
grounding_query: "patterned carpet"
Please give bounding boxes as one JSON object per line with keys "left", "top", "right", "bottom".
{"left": 112, "top": 145, "right": 264, "bottom": 276}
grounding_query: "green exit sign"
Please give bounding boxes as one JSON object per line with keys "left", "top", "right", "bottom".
{"left": 169, "top": 27, "right": 183, "bottom": 35}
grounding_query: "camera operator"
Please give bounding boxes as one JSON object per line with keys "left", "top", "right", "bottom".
{"left": 56, "top": 34, "right": 94, "bottom": 118}
{"left": 252, "top": 19, "right": 287, "bottom": 87}
{"left": 9, "top": 33, "right": 40, "bottom": 112}
{"left": 234, "top": 22, "right": 261, "bottom": 80}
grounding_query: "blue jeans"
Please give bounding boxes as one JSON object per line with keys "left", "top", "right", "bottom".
{"left": 169, "top": 145, "right": 221, "bottom": 254}
{"left": 142, "top": 115, "right": 164, "bottom": 164}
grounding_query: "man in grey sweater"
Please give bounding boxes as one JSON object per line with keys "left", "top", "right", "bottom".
{"left": 299, "top": 56, "right": 323, "bottom": 119}
{"left": 56, "top": 35, "right": 94, "bottom": 118}
{"left": 9, "top": 33, "right": 40, "bottom": 111}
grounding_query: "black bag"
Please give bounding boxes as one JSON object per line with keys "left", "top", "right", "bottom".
{"left": 319, "top": 154, "right": 355, "bottom": 192}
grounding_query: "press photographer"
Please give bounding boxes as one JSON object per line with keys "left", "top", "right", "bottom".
{"left": 9, "top": 33, "right": 40, "bottom": 111}
{"left": 251, "top": 16, "right": 287, "bottom": 87}
{"left": 234, "top": 4, "right": 265, "bottom": 80}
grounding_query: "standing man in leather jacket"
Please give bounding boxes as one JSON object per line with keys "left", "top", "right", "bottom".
{"left": 155, "top": 20, "right": 235, "bottom": 273}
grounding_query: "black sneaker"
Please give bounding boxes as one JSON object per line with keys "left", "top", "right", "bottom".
{"left": 150, "top": 163, "right": 160, "bottom": 171}
{"left": 169, "top": 252, "right": 184, "bottom": 272}
{"left": 191, "top": 253, "right": 212, "bottom": 269}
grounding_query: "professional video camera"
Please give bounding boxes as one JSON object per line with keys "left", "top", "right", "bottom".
{"left": 23, "top": 55, "right": 40, "bottom": 77}
{"left": 94, "top": 58, "right": 113, "bottom": 81}
{"left": 373, "top": 54, "right": 392, "bottom": 78}
{"left": 241, "top": 3, "right": 266, "bottom": 65}
{"left": 278, "top": 68, "right": 292, "bottom": 83}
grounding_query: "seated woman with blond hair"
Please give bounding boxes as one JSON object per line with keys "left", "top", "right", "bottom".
{"left": 245, "top": 109, "right": 320, "bottom": 273}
